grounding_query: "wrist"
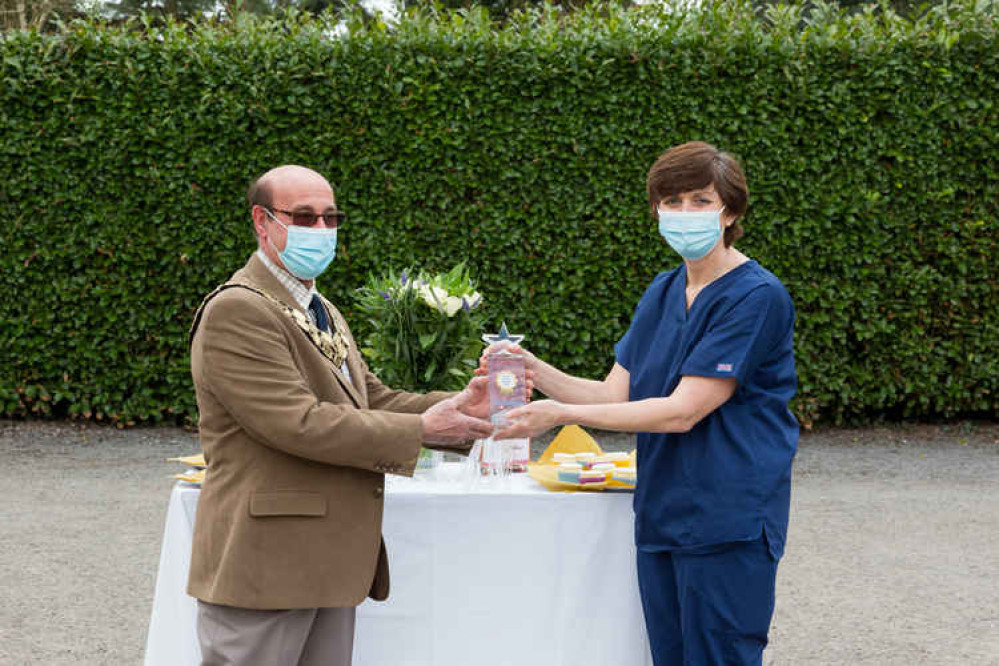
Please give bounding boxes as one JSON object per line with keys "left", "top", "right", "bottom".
{"left": 529, "top": 354, "right": 554, "bottom": 389}
{"left": 556, "top": 402, "right": 575, "bottom": 427}
{"left": 419, "top": 413, "right": 429, "bottom": 441}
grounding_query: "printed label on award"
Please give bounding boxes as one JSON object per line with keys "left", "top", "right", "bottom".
{"left": 496, "top": 370, "right": 518, "bottom": 396}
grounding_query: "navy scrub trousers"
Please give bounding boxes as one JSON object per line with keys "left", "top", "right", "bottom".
{"left": 637, "top": 537, "right": 778, "bottom": 666}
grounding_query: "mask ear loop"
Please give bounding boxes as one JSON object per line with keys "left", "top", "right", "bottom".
{"left": 263, "top": 209, "right": 290, "bottom": 255}
{"left": 718, "top": 205, "right": 733, "bottom": 229}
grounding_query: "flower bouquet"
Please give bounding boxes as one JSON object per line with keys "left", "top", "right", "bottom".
{"left": 356, "top": 262, "right": 486, "bottom": 392}
{"left": 355, "top": 263, "right": 487, "bottom": 472}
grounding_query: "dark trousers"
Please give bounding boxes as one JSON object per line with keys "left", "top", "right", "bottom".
{"left": 637, "top": 536, "right": 778, "bottom": 666}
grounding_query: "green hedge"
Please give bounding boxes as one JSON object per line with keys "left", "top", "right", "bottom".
{"left": 1, "top": 1, "right": 996, "bottom": 427}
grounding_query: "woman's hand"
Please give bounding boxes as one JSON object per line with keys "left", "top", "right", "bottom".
{"left": 492, "top": 400, "right": 566, "bottom": 439}
{"left": 476, "top": 342, "right": 537, "bottom": 377}
{"left": 475, "top": 342, "right": 536, "bottom": 401}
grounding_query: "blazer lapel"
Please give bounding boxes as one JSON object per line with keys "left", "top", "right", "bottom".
{"left": 326, "top": 343, "right": 364, "bottom": 409}
{"left": 326, "top": 300, "right": 369, "bottom": 409}
{"left": 236, "top": 255, "right": 365, "bottom": 408}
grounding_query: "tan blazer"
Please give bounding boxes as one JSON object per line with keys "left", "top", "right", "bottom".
{"left": 187, "top": 254, "right": 450, "bottom": 610}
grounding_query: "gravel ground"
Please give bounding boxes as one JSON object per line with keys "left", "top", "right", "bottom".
{"left": 1, "top": 419, "right": 998, "bottom": 665}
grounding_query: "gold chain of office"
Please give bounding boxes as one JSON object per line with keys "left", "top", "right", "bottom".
{"left": 192, "top": 282, "right": 349, "bottom": 368}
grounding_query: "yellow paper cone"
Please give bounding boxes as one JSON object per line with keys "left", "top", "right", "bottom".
{"left": 536, "top": 425, "right": 603, "bottom": 464}
{"left": 168, "top": 453, "right": 206, "bottom": 468}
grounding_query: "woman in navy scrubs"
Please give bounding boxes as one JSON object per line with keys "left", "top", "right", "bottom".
{"left": 492, "top": 141, "right": 798, "bottom": 665}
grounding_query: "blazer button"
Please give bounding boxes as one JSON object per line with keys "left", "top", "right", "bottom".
{"left": 373, "top": 487, "right": 384, "bottom": 498}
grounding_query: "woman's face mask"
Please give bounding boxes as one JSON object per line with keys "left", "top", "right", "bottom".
{"left": 657, "top": 206, "right": 726, "bottom": 261}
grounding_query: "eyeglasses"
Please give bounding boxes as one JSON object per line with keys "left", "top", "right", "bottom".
{"left": 266, "top": 207, "right": 345, "bottom": 229}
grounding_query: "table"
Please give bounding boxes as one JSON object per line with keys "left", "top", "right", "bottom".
{"left": 144, "top": 464, "right": 653, "bottom": 666}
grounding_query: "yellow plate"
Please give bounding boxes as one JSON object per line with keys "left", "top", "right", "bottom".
{"left": 527, "top": 463, "right": 634, "bottom": 492}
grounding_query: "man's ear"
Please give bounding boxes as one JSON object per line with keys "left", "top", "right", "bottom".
{"left": 251, "top": 205, "right": 267, "bottom": 237}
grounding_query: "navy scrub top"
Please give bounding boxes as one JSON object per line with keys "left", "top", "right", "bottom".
{"left": 614, "top": 260, "right": 798, "bottom": 559}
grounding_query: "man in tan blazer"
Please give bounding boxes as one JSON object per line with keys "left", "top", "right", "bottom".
{"left": 187, "top": 165, "right": 494, "bottom": 665}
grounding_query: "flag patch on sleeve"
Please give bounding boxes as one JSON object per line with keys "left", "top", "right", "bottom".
{"left": 716, "top": 363, "right": 733, "bottom": 372}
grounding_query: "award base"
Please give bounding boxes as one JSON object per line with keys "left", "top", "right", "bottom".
{"left": 477, "top": 434, "right": 530, "bottom": 476}
{"left": 466, "top": 436, "right": 529, "bottom": 486}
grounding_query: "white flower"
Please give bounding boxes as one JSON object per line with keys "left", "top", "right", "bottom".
{"left": 442, "top": 296, "right": 464, "bottom": 317}
{"left": 419, "top": 284, "right": 451, "bottom": 314}
{"left": 415, "top": 280, "right": 481, "bottom": 318}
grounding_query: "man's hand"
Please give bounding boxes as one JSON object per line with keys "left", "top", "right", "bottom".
{"left": 421, "top": 388, "right": 494, "bottom": 446}
{"left": 455, "top": 376, "right": 490, "bottom": 419}
{"left": 492, "top": 400, "right": 566, "bottom": 440}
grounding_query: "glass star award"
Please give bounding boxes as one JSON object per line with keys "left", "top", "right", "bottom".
{"left": 480, "top": 323, "right": 530, "bottom": 473}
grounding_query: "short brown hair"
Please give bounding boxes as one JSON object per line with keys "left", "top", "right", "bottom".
{"left": 646, "top": 141, "right": 748, "bottom": 247}
{"left": 246, "top": 175, "right": 273, "bottom": 212}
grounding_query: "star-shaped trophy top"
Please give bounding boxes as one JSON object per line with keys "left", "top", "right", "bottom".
{"left": 481, "top": 322, "right": 525, "bottom": 346}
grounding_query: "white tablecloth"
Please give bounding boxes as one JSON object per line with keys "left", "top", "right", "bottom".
{"left": 144, "top": 465, "right": 653, "bottom": 666}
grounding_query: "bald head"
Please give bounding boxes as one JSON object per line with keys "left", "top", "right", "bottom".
{"left": 247, "top": 165, "right": 333, "bottom": 212}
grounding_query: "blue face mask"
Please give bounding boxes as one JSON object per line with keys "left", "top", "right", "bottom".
{"left": 266, "top": 211, "right": 337, "bottom": 280}
{"left": 657, "top": 206, "right": 725, "bottom": 260}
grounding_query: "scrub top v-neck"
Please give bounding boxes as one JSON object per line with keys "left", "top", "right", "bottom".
{"left": 614, "top": 260, "right": 798, "bottom": 558}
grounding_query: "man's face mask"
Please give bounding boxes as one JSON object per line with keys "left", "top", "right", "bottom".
{"left": 265, "top": 210, "right": 337, "bottom": 280}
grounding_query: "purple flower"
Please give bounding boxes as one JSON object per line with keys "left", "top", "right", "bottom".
{"left": 378, "top": 290, "right": 391, "bottom": 300}
{"left": 400, "top": 270, "right": 408, "bottom": 286}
